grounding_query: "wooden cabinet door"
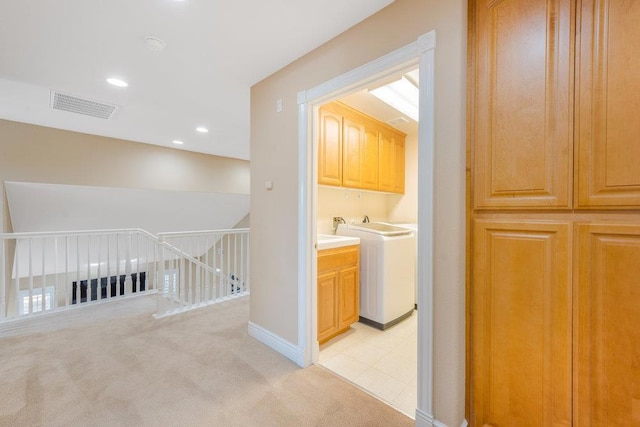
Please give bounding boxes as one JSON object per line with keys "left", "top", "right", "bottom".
{"left": 378, "top": 129, "right": 405, "bottom": 194}
{"left": 473, "top": 0, "right": 574, "bottom": 208}
{"left": 472, "top": 220, "right": 572, "bottom": 427}
{"left": 338, "top": 265, "right": 359, "bottom": 330}
{"left": 318, "top": 107, "right": 342, "bottom": 186}
{"left": 575, "top": 222, "right": 640, "bottom": 425}
{"left": 378, "top": 130, "right": 395, "bottom": 192}
{"left": 342, "top": 118, "right": 364, "bottom": 189}
{"left": 576, "top": 0, "right": 640, "bottom": 207}
{"left": 394, "top": 139, "right": 405, "bottom": 194}
{"left": 361, "top": 125, "right": 379, "bottom": 191}
{"left": 317, "top": 271, "right": 339, "bottom": 343}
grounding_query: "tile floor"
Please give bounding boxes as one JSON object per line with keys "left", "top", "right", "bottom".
{"left": 317, "top": 312, "right": 417, "bottom": 418}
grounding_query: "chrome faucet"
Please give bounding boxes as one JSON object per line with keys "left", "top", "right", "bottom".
{"left": 333, "top": 216, "right": 346, "bottom": 231}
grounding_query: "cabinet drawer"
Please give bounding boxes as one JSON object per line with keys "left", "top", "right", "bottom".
{"left": 318, "top": 245, "right": 359, "bottom": 272}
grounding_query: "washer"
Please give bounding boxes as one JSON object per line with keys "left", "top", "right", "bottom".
{"left": 392, "top": 223, "right": 418, "bottom": 306}
{"left": 336, "top": 222, "right": 415, "bottom": 329}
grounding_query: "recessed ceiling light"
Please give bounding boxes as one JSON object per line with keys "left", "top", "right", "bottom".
{"left": 196, "top": 126, "right": 208, "bottom": 133}
{"left": 172, "top": 140, "right": 184, "bottom": 145}
{"left": 106, "top": 78, "right": 128, "bottom": 88}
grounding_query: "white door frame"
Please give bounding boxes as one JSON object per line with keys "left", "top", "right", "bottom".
{"left": 296, "top": 31, "right": 436, "bottom": 423}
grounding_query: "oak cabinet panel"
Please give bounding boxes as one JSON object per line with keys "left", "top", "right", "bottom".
{"left": 361, "top": 125, "right": 380, "bottom": 191}
{"left": 342, "top": 118, "right": 380, "bottom": 191}
{"left": 575, "top": 223, "right": 640, "bottom": 425}
{"left": 576, "top": 0, "right": 640, "bottom": 207}
{"left": 318, "top": 106, "right": 342, "bottom": 187}
{"left": 473, "top": 0, "right": 573, "bottom": 208}
{"left": 317, "top": 245, "right": 359, "bottom": 344}
{"left": 469, "top": 0, "right": 640, "bottom": 424}
{"left": 342, "top": 117, "right": 365, "bottom": 189}
{"left": 317, "top": 271, "right": 339, "bottom": 343}
{"left": 379, "top": 128, "right": 405, "bottom": 194}
{"left": 317, "top": 102, "right": 404, "bottom": 193}
{"left": 472, "top": 220, "right": 572, "bottom": 427}
{"left": 338, "top": 266, "right": 359, "bottom": 330}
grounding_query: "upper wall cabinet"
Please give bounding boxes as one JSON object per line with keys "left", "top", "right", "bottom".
{"left": 318, "top": 102, "right": 405, "bottom": 194}
{"left": 379, "top": 127, "right": 405, "bottom": 193}
{"left": 318, "top": 104, "right": 343, "bottom": 187}
{"left": 576, "top": 0, "right": 640, "bottom": 207}
{"left": 473, "top": 0, "right": 574, "bottom": 209}
{"left": 342, "top": 116, "right": 380, "bottom": 191}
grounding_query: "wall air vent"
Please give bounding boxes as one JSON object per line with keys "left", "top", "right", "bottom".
{"left": 50, "top": 91, "right": 119, "bottom": 120}
{"left": 387, "top": 116, "right": 410, "bottom": 127}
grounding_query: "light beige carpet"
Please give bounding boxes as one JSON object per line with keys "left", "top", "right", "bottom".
{"left": 0, "top": 296, "right": 413, "bottom": 426}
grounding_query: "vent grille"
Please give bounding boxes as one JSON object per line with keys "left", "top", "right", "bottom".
{"left": 50, "top": 91, "right": 118, "bottom": 120}
{"left": 387, "top": 116, "right": 410, "bottom": 127}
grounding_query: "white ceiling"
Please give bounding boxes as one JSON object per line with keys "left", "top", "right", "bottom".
{"left": 0, "top": 0, "right": 394, "bottom": 160}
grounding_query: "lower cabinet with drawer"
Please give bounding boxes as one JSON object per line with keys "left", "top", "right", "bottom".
{"left": 317, "top": 245, "right": 360, "bottom": 344}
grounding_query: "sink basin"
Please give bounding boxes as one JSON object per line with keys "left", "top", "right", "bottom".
{"left": 317, "top": 234, "right": 360, "bottom": 250}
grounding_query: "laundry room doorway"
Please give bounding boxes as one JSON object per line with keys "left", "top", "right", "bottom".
{"left": 296, "top": 31, "right": 436, "bottom": 421}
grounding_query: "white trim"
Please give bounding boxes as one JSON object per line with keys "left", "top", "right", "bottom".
{"left": 415, "top": 409, "right": 437, "bottom": 427}
{"left": 415, "top": 408, "right": 453, "bottom": 427}
{"left": 297, "top": 30, "right": 437, "bottom": 419}
{"left": 417, "top": 31, "right": 436, "bottom": 418}
{"left": 248, "top": 321, "right": 305, "bottom": 367}
{"left": 302, "top": 42, "right": 421, "bottom": 104}
{"left": 460, "top": 420, "right": 468, "bottom": 427}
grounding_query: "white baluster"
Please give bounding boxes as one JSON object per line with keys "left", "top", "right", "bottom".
{"left": 0, "top": 239, "right": 5, "bottom": 320}
{"left": 86, "top": 235, "right": 91, "bottom": 303}
{"left": 124, "top": 233, "right": 132, "bottom": 295}
{"left": 14, "top": 239, "right": 20, "bottom": 315}
{"left": 64, "top": 236, "right": 69, "bottom": 308}
{"left": 97, "top": 235, "right": 102, "bottom": 301}
{"left": 76, "top": 236, "right": 80, "bottom": 304}
{"left": 106, "top": 235, "right": 111, "bottom": 300}
{"left": 246, "top": 233, "right": 250, "bottom": 293}
{"left": 54, "top": 237, "right": 59, "bottom": 310}
{"left": 41, "top": 237, "right": 46, "bottom": 312}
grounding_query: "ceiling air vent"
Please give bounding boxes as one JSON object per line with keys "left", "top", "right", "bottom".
{"left": 50, "top": 91, "right": 119, "bottom": 120}
{"left": 387, "top": 116, "right": 410, "bottom": 127}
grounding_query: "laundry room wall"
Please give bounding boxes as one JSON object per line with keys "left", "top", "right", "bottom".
{"left": 317, "top": 186, "right": 388, "bottom": 234}
{"left": 317, "top": 131, "right": 418, "bottom": 233}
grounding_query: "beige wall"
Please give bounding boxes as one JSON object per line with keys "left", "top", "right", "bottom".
{"left": 0, "top": 119, "right": 250, "bottom": 233}
{"left": 250, "top": 0, "right": 467, "bottom": 425}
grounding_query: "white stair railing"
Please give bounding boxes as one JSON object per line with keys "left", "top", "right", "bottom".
{"left": 0, "top": 228, "right": 250, "bottom": 322}
{"left": 156, "top": 229, "right": 250, "bottom": 317}
{"left": 0, "top": 228, "right": 161, "bottom": 320}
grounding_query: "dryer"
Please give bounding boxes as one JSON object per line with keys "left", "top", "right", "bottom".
{"left": 336, "top": 222, "right": 415, "bottom": 329}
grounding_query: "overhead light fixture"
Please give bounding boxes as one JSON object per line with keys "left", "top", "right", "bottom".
{"left": 369, "top": 76, "right": 419, "bottom": 122}
{"left": 106, "top": 77, "right": 128, "bottom": 88}
{"left": 172, "top": 140, "right": 184, "bottom": 145}
{"left": 195, "top": 126, "right": 209, "bottom": 133}
{"left": 144, "top": 36, "right": 166, "bottom": 53}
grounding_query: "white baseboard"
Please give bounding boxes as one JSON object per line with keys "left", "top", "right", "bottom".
{"left": 415, "top": 409, "right": 466, "bottom": 427}
{"left": 248, "top": 321, "right": 305, "bottom": 367}
{"left": 415, "top": 409, "right": 436, "bottom": 427}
